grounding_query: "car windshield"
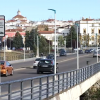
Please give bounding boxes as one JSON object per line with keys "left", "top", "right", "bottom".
{"left": 40, "top": 60, "right": 52, "bottom": 64}
{"left": 0, "top": 61, "right": 4, "bottom": 65}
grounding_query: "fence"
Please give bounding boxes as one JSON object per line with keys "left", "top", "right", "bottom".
{"left": 0, "top": 53, "right": 35, "bottom": 61}
{"left": 0, "top": 62, "right": 100, "bottom": 100}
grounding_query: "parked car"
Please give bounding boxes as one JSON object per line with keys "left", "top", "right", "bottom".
{"left": 93, "top": 51, "right": 100, "bottom": 57}
{"left": 59, "top": 51, "right": 67, "bottom": 56}
{"left": 85, "top": 49, "right": 91, "bottom": 53}
{"left": 46, "top": 54, "right": 54, "bottom": 59}
{"left": 37, "top": 59, "right": 58, "bottom": 74}
{"left": 0, "top": 60, "right": 13, "bottom": 76}
{"left": 79, "top": 50, "right": 83, "bottom": 54}
{"left": 33, "top": 58, "right": 44, "bottom": 68}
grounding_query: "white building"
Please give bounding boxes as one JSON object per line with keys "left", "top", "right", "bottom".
{"left": 76, "top": 18, "right": 100, "bottom": 46}
{"left": 5, "top": 10, "right": 32, "bottom": 30}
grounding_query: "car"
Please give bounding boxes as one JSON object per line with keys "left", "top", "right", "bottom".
{"left": 79, "top": 50, "right": 83, "bottom": 54}
{"left": 37, "top": 59, "right": 59, "bottom": 74}
{"left": 59, "top": 51, "right": 67, "bottom": 56}
{"left": 89, "top": 49, "right": 94, "bottom": 52}
{"left": 85, "top": 49, "right": 91, "bottom": 53}
{"left": 0, "top": 60, "right": 13, "bottom": 77}
{"left": 46, "top": 54, "right": 54, "bottom": 59}
{"left": 33, "top": 58, "right": 43, "bottom": 68}
{"left": 58, "top": 49, "right": 66, "bottom": 53}
{"left": 93, "top": 51, "right": 100, "bottom": 57}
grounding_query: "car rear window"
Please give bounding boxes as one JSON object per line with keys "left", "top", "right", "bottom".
{"left": 40, "top": 60, "right": 52, "bottom": 64}
{"left": 35, "top": 58, "right": 41, "bottom": 61}
{"left": 0, "top": 61, "right": 4, "bottom": 65}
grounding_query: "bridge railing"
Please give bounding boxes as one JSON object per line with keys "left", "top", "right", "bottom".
{"left": 0, "top": 62, "right": 100, "bottom": 100}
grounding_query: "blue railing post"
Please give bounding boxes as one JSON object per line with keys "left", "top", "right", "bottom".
{"left": 58, "top": 74, "right": 60, "bottom": 93}
{"left": 8, "top": 84, "right": 11, "bottom": 100}
{"left": 20, "top": 81, "right": 23, "bottom": 100}
{"left": 39, "top": 78, "right": 42, "bottom": 100}
{"left": 47, "top": 76, "right": 49, "bottom": 98}
{"left": 31, "top": 80, "right": 33, "bottom": 99}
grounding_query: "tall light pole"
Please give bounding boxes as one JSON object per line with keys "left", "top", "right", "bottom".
{"left": 23, "top": 36, "right": 25, "bottom": 61}
{"left": 48, "top": 9, "right": 56, "bottom": 74}
{"left": 75, "top": 23, "right": 79, "bottom": 69}
{"left": 96, "top": 33, "right": 98, "bottom": 63}
{"left": 36, "top": 35, "right": 39, "bottom": 57}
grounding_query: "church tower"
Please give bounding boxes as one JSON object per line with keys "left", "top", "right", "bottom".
{"left": 17, "top": 10, "right": 21, "bottom": 15}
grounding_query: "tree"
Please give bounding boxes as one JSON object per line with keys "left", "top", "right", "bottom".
{"left": 66, "top": 26, "right": 77, "bottom": 48}
{"left": 58, "top": 35, "right": 64, "bottom": 47}
{"left": 13, "top": 32, "right": 23, "bottom": 49}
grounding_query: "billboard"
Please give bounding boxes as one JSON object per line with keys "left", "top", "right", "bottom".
{"left": 0, "top": 15, "right": 5, "bottom": 37}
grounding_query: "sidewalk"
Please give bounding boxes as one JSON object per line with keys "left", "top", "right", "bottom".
{"left": 9, "top": 53, "right": 76, "bottom": 64}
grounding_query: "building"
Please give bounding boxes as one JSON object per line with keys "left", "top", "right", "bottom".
{"left": 75, "top": 17, "right": 100, "bottom": 46}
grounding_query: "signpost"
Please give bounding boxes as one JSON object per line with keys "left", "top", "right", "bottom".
{"left": 0, "top": 15, "right": 5, "bottom": 100}
{"left": 0, "top": 15, "right": 5, "bottom": 37}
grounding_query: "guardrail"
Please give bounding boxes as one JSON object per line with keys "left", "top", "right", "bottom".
{"left": 0, "top": 53, "right": 35, "bottom": 61}
{"left": 0, "top": 62, "right": 100, "bottom": 100}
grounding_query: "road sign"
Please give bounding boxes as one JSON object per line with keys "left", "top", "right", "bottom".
{"left": 0, "top": 15, "right": 5, "bottom": 37}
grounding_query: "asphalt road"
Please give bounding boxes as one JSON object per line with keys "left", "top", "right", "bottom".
{"left": 1, "top": 53, "right": 100, "bottom": 96}
{"left": 1, "top": 53, "right": 98, "bottom": 82}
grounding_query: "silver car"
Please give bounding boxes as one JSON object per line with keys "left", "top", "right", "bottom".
{"left": 93, "top": 51, "right": 100, "bottom": 57}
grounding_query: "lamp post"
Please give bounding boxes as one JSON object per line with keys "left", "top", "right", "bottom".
{"left": 23, "top": 36, "right": 25, "bottom": 61}
{"left": 36, "top": 35, "right": 39, "bottom": 57}
{"left": 48, "top": 9, "right": 56, "bottom": 74}
{"left": 96, "top": 33, "right": 98, "bottom": 63}
{"left": 75, "top": 23, "right": 79, "bottom": 69}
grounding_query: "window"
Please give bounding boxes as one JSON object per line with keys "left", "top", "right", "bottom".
{"left": 92, "top": 23, "right": 94, "bottom": 27}
{"left": 99, "top": 30, "right": 100, "bottom": 34}
{"left": 83, "top": 29, "right": 86, "bottom": 34}
{"left": 91, "top": 37, "right": 94, "bottom": 41}
{"left": 91, "top": 29, "right": 94, "bottom": 34}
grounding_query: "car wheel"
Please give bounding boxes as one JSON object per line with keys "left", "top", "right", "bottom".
{"left": 10, "top": 70, "right": 13, "bottom": 76}
{"left": 5, "top": 71, "right": 8, "bottom": 77}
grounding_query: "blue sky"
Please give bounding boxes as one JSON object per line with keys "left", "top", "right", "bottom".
{"left": 0, "top": 0, "right": 100, "bottom": 21}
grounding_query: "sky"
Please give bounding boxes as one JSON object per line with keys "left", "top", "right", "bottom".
{"left": 0, "top": 0, "right": 100, "bottom": 21}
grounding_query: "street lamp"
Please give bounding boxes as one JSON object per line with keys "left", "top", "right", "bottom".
{"left": 75, "top": 23, "right": 79, "bottom": 69}
{"left": 48, "top": 9, "right": 56, "bottom": 74}
{"left": 36, "top": 35, "right": 39, "bottom": 57}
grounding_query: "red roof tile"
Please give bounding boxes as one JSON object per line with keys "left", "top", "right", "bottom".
{"left": 5, "top": 29, "right": 24, "bottom": 32}
{"left": 38, "top": 31, "right": 54, "bottom": 34}
{"left": 13, "top": 15, "right": 25, "bottom": 18}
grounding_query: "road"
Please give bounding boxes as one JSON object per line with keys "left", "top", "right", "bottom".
{"left": 1, "top": 53, "right": 100, "bottom": 96}
{"left": 1, "top": 53, "right": 98, "bottom": 82}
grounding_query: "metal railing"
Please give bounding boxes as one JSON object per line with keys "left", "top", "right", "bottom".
{"left": 0, "top": 62, "right": 100, "bottom": 100}
{"left": 0, "top": 53, "right": 35, "bottom": 61}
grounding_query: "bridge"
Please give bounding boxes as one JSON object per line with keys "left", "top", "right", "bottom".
{"left": 0, "top": 61, "right": 100, "bottom": 100}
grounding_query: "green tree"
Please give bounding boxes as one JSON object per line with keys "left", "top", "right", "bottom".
{"left": 13, "top": 32, "right": 23, "bottom": 49}
{"left": 66, "top": 26, "right": 77, "bottom": 48}
{"left": 58, "top": 35, "right": 64, "bottom": 47}
{"left": 39, "top": 36, "right": 49, "bottom": 55}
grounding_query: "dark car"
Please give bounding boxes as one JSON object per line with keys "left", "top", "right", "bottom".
{"left": 58, "top": 49, "right": 65, "bottom": 53}
{"left": 46, "top": 54, "right": 54, "bottom": 59}
{"left": 59, "top": 51, "right": 67, "bottom": 56}
{"left": 37, "top": 59, "right": 58, "bottom": 74}
{"left": 79, "top": 50, "right": 83, "bottom": 54}
{"left": 85, "top": 49, "right": 91, "bottom": 53}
